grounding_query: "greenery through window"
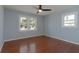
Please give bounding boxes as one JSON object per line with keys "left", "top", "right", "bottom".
{"left": 20, "top": 17, "right": 37, "bottom": 31}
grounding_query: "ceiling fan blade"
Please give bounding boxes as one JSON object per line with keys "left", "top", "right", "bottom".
{"left": 42, "top": 9, "right": 51, "bottom": 11}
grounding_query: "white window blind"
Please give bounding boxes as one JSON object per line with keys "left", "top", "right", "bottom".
{"left": 62, "top": 12, "right": 77, "bottom": 27}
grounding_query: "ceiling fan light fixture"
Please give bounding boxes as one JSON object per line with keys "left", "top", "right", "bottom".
{"left": 38, "top": 9, "right": 42, "bottom": 12}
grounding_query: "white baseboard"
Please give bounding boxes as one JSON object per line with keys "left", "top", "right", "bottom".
{"left": 4, "top": 34, "right": 79, "bottom": 46}
{"left": 4, "top": 34, "right": 44, "bottom": 42}
{"left": 45, "top": 35, "right": 79, "bottom": 45}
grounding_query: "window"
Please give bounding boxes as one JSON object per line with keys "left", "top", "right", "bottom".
{"left": 20, "top": 17, "right": 28, "bottom": 30}
{"left": 20, "top": 16, "right": 37, "bottom": 31}
{"left": 29, "top": 18, "right": 37, "bottom": 30}
{"left": 62, "top": 12, "right": 77, "bottom": 27}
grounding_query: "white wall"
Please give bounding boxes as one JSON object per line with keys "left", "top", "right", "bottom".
{"left": 0, "top": 6, "right": 4, "bottom": 50}
{"left": 4, "top": 9, "right": 44, "bottom": 41}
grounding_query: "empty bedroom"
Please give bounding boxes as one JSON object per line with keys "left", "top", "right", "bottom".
{"left": 0, "top": 5, "right": 79, "bottom": 53}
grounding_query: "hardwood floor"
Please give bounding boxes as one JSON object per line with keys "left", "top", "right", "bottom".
{"left": 1, "top": 36, "right": 79, "bottom": 53}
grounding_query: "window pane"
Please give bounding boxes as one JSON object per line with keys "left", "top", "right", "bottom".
{"left": 63, "top": 13, "right": 76, "bottom": 27}
{"left": 29, "top": 18, "right": 37, "bottom": 30}
{"left": 20, "top": 17, "right": 28, "bottom": 30}
{"left": 64, "top": 23, "right": 75, "bottom": 26}
{"left": 68, "top": 14, "right": 75, "bottom": 20}
{"left": 64, "top": 20, "right": 75, "bottom": 24}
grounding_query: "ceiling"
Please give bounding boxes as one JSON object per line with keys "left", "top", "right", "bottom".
{"left": 4, "top": 5, "right": 78, "bottom": 16}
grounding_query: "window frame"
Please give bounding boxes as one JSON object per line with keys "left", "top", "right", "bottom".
{"left": 62, "top": 12, "right": 77, "bottom": 28}
{"left": 19, "top": 16, "right": 37, "bottom": 31}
